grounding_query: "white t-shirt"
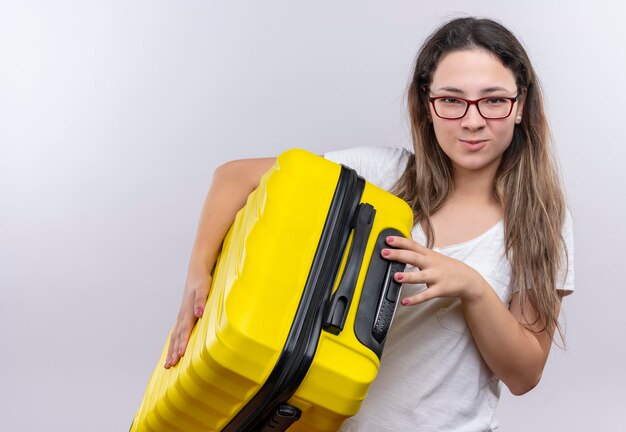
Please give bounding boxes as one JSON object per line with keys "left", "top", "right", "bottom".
{"left": 324, "top": 146, "right": 575, "bottom": 432}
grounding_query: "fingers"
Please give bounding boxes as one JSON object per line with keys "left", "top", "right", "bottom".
{"left": 164, "top": 277, "right": 212, "bottom": 369}
{"left": 382, "top": 236, "right": 435, "bottom": 307}
{"left": 393, "top": 268, "right": 431, "bottom": 286}
{"left": 164, "top": 312, "right": 197, "bottom": 369}
{"left": 385, "top": 235, "right": 428, "bottom": 254}
{"left": 193, "top": 282, "right": 210, "bottom": 318}
{"left": 381, "top": 238, "right": 428, "bottom": 269}
{"left": 383, "top": 236, "right": 472, "bottom": 307}
{"left": 382, "top": 248, "right": 427, "bottom": 269}
{"left": 400, "top": 287, "right": 437, "bottom": 306}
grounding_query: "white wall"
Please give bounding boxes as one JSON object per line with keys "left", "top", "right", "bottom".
{"left": 1, "top": 1, "right": 624, "bottom": 430}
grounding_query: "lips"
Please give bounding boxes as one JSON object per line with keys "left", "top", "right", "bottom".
{"left": 459, "top": 139, "right": 488, "bottom": 150}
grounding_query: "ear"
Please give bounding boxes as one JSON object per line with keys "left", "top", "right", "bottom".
{"left": 515, "top": 87, "right": 527, "bottom": 124}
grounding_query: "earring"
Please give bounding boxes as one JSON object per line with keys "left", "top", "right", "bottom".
{"left": 515, "top": 115, "right": 522, "bottom": 123}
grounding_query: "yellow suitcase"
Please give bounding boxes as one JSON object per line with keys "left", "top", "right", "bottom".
{"left": 131, "top": 149, "right": 414, "bottom": 431}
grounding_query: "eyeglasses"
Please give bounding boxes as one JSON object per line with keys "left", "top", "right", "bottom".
{"left": 428, "top": 95, "right": 518, "bottom": 120}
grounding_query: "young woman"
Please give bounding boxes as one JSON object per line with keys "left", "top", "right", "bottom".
{"left": 163, "top": 17, "right": 574, "bottom": 431}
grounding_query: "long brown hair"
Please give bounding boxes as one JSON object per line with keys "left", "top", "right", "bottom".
{"left": 393, "top": 17, "right": 568, "bottom": 340}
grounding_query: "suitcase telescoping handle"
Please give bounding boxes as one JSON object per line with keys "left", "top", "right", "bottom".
{"left": 323, "top": 203, "right": 376, "bottom": 335}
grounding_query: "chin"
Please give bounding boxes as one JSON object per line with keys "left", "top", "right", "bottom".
{"left": 452, "top": 156, "right": 501, "bottom": 173}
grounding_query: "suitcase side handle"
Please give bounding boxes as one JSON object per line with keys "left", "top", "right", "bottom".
{"left": 371, "top": 259, "right": 405, "bottom": 344}
{"left": 323, "top": 203, "right": 376, "bottom": 335}
{"left": 353, "top": 228, "right": 407, "bottom": 358}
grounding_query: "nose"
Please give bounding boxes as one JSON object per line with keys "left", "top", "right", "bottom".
{"left": 461, "top": 104, "right": 486, "bottom": 130}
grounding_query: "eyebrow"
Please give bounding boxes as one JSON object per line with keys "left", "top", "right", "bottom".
{"left": 434, "top": 86, "right": 515, "bottom": 94}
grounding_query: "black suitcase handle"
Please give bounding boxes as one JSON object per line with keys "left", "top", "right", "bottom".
{"left": 323, "top": 203, "right": 376, "bottom": 335}
{"left": 353, "top": 228, "right": 407, "bottom": 358}
{"left": 371, "top": 259, "right": 405, "bottom": 343}
{"left": 258, "top": 403, "right": 302, "bottom": 431}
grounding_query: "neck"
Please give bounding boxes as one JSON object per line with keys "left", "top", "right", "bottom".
{"left": 450, "top": 163, "right": 499, "bottom": 204}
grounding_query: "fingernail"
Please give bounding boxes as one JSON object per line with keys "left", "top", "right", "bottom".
{"left": 401, "top": 299, "right": 409, "bottom": 306}
{"left": 395, "top": 273, "right": 404, "bottom": 281}
{"left": 194, "top": 306, "right": 204, "bottom": 317}
{"left": 164, "top": 359, "right": 171, "bottom": 368}
{"left": 386, "top": 236, "right": 394, "bottom": 243}
{"left": 382, "top": 249, "right": 390, "bottom": 257}
{"left": 177, "top": 347, "right": 184, "bottom": 356}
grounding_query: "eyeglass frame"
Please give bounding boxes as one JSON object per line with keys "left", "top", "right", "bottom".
{"left": 428, "top": 95, "right": 519, "bottom": 120}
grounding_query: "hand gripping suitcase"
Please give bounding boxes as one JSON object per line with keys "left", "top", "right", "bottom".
{"left": 131, "top": 149, "right": 414, "bottom": 431}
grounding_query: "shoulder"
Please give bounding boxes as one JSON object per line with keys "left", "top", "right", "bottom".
{"left": 324, "top": 146, "right": 412, "bottom": 191}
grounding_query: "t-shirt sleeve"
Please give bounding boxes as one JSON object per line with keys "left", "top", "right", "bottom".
{"left": 324, "top": 146, "right": 411, "bottom": 192}
{"left": 558, "top": 209, "right": 575, "bottom": 295}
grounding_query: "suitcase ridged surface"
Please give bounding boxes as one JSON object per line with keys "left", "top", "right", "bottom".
{"left": 131, "top": 149, "right": 414, "bottom": 431}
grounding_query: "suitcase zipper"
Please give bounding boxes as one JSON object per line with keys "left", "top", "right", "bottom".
{"left": 222, "top": 166, "right": 364, "bottom": 432}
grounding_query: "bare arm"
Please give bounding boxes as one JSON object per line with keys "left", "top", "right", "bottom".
{"left": 383, "top": 236, "right": 561, "bottom": 395}
{"left": 165, "top": 157, "right": 276, "bottom": 368}
{"left": 460, "top": 280, "right": 561, "bottom": 395}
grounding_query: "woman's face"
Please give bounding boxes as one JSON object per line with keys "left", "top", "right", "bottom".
{"left": 428, "top": 48, "right": 524, "bottom": 178}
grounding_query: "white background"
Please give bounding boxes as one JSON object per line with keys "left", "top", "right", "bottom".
{"left": 1, "top": 1, "right": 624, "bottom": 431}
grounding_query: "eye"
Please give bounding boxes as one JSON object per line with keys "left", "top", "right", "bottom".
{"left": 439, "top": 97, "right": 463, "bottom": 105}
{"left": 483, "top": 97, "right": 508, "bottom": 104}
